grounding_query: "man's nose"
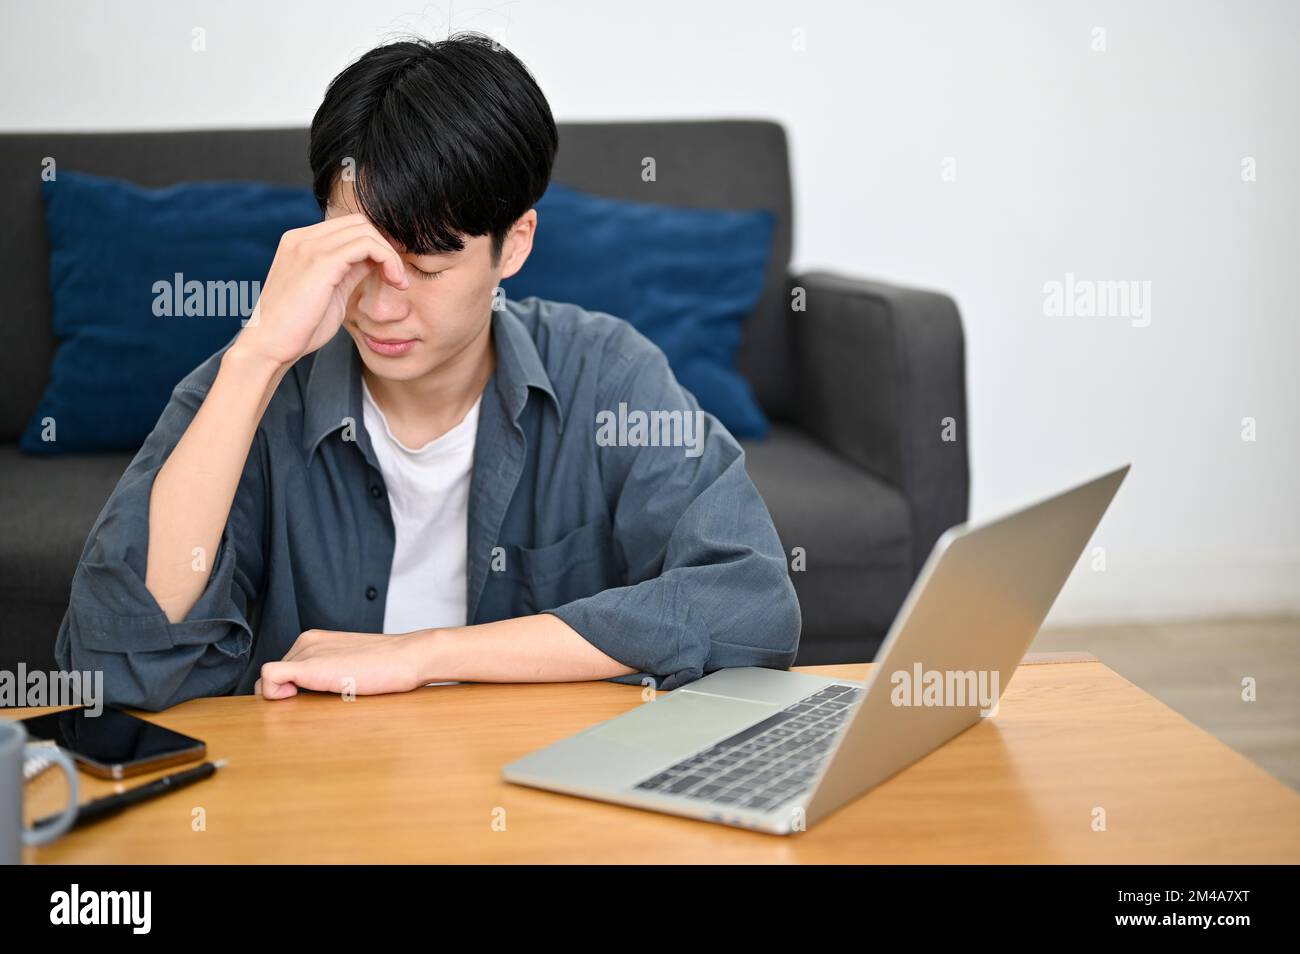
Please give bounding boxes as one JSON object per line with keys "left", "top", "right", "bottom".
{"left": 355, "top": 268, "right": 410, "bottom": 322}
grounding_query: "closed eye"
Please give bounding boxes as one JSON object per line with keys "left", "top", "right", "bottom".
{"left": 407, "top": 262, "right": 445, "bottom": 281}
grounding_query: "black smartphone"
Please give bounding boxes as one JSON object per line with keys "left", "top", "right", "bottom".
{"left": 21, "top": 706, "right": 206, "bottom": 779}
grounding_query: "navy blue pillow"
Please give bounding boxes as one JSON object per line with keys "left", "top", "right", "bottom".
{"left": 22, "top": 171, "right": 320, "bottom": 454}
{"left": 502, "top": 182, "right": 774, "bottom": 438}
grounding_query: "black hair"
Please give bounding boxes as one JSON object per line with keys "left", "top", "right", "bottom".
{"left": 309, "top": 32, "right": 558, "bottom": 265}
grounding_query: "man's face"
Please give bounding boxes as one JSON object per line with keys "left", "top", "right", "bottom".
{"left": 325, "top": 179, "right": 533, "bottom": 382}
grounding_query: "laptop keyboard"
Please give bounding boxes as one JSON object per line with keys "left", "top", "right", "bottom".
{"left": 632, "top": 684, "right": 861, "bottom": 812}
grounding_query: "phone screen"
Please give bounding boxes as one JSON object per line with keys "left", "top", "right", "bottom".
{"left": 21, "top": 706, "right": 205, "bottom": 775}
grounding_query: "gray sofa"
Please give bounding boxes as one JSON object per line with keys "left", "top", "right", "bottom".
{"left": 0, "top": 121, "right": 969, "bottom": 679}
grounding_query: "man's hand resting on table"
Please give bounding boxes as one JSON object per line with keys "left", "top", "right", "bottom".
{"left": 255, "top": 629, "right": 426, "bottom": 698}
{"left": 255, "top": 614, "right": 638, "bottom": 700}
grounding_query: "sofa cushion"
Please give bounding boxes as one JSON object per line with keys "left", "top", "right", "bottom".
{"left": 21, "top": 170, "right": 322, "bottom": 453}
{"left": 0, "top": 444, "right": 134, "bottom": 673}
{"left": 501, "top": 182, "right": 775, "bottom": 438}
{"left": 741, "top": 425, "right": 914, "bottom": 664}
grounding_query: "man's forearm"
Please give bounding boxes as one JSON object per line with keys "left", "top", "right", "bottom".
{"left": 417, "top": 613, "right": 637, "bottom": 684}
{"left": 146, "top": 342, "right": 287, "bottom": 623}
{"left": 257, "top": 614, "right": 638, "bottom": 699}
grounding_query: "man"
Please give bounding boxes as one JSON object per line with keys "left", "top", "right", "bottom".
{"left": 56, "top": 32, "right": 799, "bottom": 711}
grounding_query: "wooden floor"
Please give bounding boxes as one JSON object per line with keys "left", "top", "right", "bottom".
{"left": 1031, "top": 617, "right": 1300, "bottom": 791}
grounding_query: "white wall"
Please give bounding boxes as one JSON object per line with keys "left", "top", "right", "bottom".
{"left": 3, "top": 0, "right": 1297, "bottom": 623}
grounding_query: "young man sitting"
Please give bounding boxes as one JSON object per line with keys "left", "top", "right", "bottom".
{"left": 56, "top": 33, "right": 800, "bottom": 711}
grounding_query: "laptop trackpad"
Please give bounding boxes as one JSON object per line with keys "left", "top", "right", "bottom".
{"left": 588, "top": 691, "right": 778, "bottom": 755}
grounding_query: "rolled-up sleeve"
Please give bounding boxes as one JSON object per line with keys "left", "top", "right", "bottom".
{"left": 546, "top": 338, "right": 801, "bottom": 690}
{"left": 54, "top": 359, "right": 268, "bottom": 711}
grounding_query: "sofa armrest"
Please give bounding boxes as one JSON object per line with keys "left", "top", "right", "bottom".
{"left": 788, "top": 270, "right": 970, "bottom": 575}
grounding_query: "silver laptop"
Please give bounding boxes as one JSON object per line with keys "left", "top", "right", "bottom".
{"left": 503, "top": 465, "right": 1129, "bottom": 834}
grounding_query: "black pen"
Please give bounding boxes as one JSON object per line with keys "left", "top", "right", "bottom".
{"left": 38, "top": 759, "right": 229, "bottom": 831}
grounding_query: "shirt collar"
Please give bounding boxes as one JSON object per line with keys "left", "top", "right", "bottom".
{"left": 301, "top": 301, "right": 563, "bottom": 462}
{"left": 489, "top": 299, "right": 563, "bottom": 432}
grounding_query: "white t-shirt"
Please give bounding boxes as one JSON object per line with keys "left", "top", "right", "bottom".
{"left": 361, "top": 378, "right": 481, "bottom": 635}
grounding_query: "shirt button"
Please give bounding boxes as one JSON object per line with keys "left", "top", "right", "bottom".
{"left": 366, "top": 586, "right": 378, "bottom": 601}
{"left": 370, "top": 484, "right": 383, "bottom": 499}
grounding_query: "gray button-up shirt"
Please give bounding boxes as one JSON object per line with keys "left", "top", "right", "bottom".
{"left": 56, "top": 296, "right": 800, "bottom": 710}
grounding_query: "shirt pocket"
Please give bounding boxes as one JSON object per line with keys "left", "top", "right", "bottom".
{"left": 508, "top": 515, "right": 618, "bottom": 614}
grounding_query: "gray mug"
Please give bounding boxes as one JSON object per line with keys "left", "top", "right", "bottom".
{"left": 1, "top": 718, "right": 80, "bottom": 864}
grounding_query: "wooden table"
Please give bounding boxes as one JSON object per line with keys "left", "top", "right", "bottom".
{"left": 17, "top": 653, "right": 1300, "bottom": 863}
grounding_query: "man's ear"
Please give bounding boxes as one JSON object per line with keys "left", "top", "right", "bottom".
{"left": 497, "top": 209, "right": 538, "bottom": 281}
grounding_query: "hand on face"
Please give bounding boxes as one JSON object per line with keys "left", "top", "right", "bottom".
{"left": 235, "top": 213, "right": 411, "bottom": 369}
